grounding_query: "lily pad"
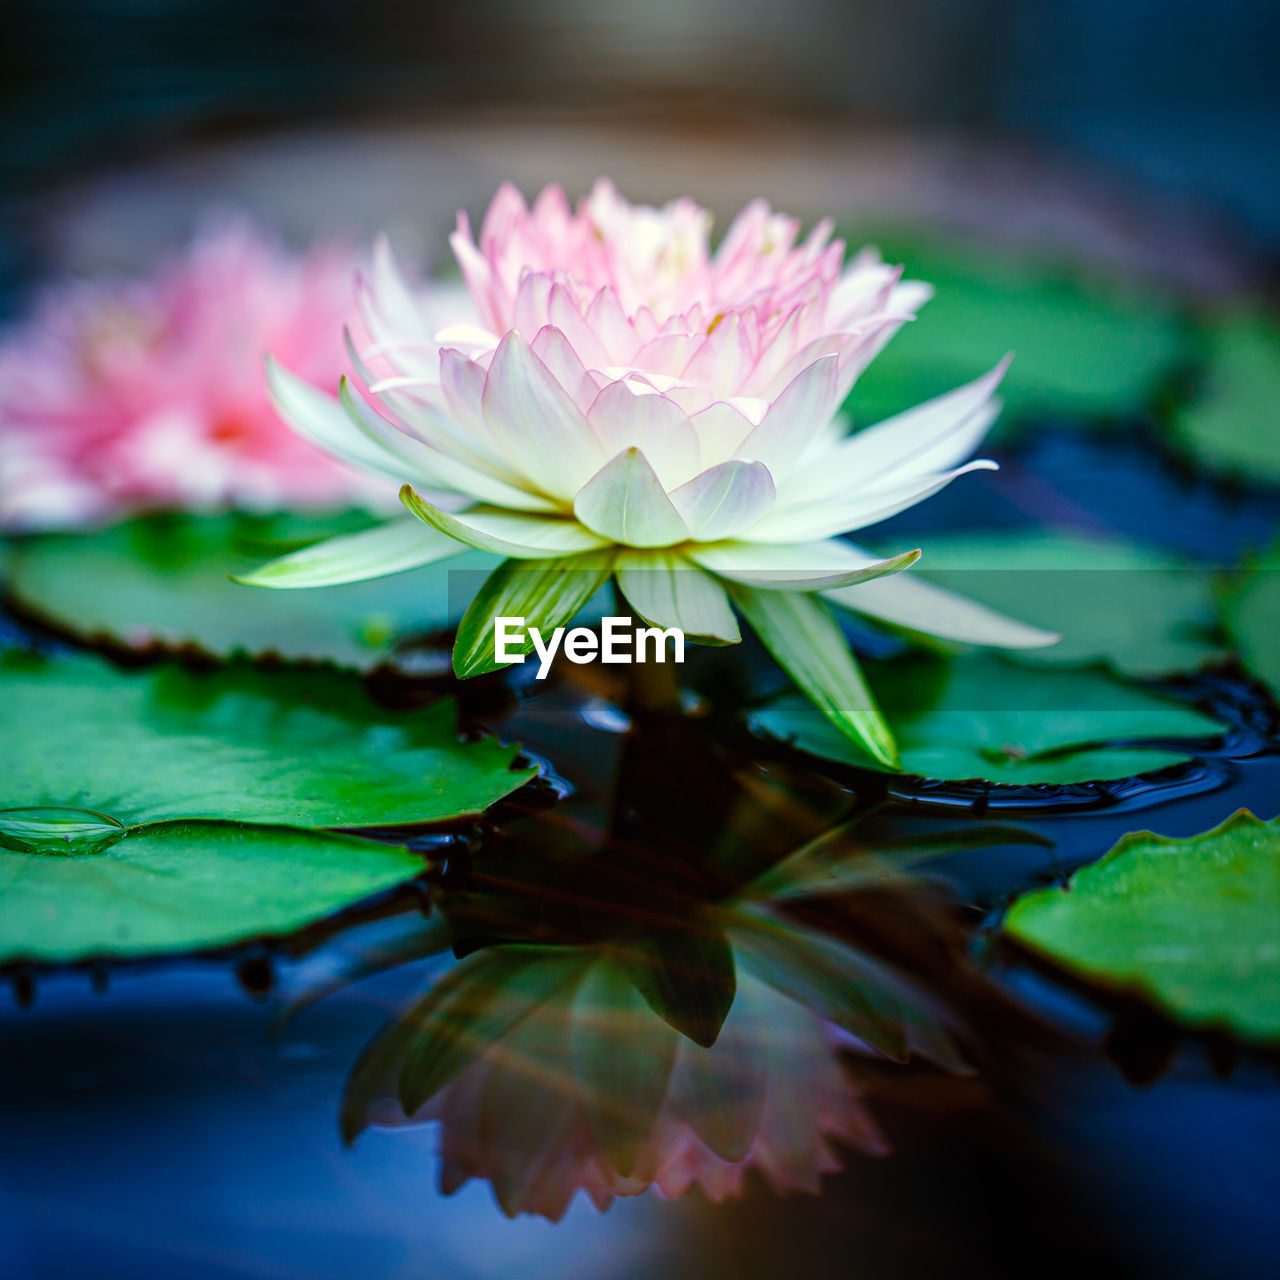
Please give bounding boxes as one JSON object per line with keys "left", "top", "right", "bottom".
{"left": 0, "top": 821, "right": 424, "bottom": 965}
{"left": 843, "top": 228, "right": 1190, "bottom": 431}
{"left": 3, "top": 512, "right": 495, "bottom": 671}
{"left": 0, "top": 651, "right": 533, "bottom": 830}
{"left": 1004, "top": 810, "right": 1280, "bottom": 1042}
{"left": 750, "top": 653, "right": 1224, "bottom": 785}
{"left": 1221, "top": 540, "right": 1280, "bottom": 699}
{"left": 896, "top": 531, "right": 1223, "bottom": 678}
{"left": 1170, "top": 309, "right": 1280, "bottom": 484}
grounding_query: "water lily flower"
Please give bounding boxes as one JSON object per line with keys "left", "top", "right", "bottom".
{"left": 247, "top": 181, "right": 1056, "bottom": 764}
{"left": 0, "top": 218, "right": 380, "bottom": 529}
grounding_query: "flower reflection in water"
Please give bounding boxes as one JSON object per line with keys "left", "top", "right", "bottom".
{"left": 352, "top": 940, "right": 894, "bottom": 1220}
{"left": 305, "top": 784, "right": 1042, "bottom": 1220}
{"left": 287, "top": 696, "right": 1046, "bottom": 1222}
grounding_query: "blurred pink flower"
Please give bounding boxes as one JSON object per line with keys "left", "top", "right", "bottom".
{"left": 0, "top": 218, "right": 379, "bottom": 529}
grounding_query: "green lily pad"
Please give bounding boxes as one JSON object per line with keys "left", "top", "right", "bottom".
{"left": 897, "top": 531, "right": 1223, "bottom": 677}
{"left": 1004, "top": 810, "right": 1280, "bottom": 1042}
{"left": 843, "top": 228, "right": 1190, "bottom": 431}
{"left": 0, "top": 821, "right": 424, "bottom": 965}
{"left": 3, "top": 512, "right": 495, "bottom": 671}
{"left": 750, "top": 654, "right": 1224, "bottom": 785}
{"left": 1170, "top": 309, "right": 1280, "bottom": 484}
{"left": 0, "top": 651, "right": 533, "bottom": 830}
{"left": 1220, "top": 539, "right": 1280, "bottom": 699}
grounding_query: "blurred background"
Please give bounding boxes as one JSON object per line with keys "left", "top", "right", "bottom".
{"left": 1, "top": 0, "right": 1278, "bottom": 302}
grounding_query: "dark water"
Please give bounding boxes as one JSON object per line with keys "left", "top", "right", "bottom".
{"left": 3, "top": 428, "right": 1280, "bottom": 1280}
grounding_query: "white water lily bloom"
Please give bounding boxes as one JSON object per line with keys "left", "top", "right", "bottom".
{"left": 248, "top": 180, "right": 1056, "bottom": 765}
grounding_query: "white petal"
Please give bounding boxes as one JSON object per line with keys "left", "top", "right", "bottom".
{"left": 825, "top": 565, "right": 1060, "bottom": 648}
{"left": 573, "top": 448, "right": 690, "bottom": 548}
{"left": 530, "top": 325, "right": 598, "bottom": 412}
{"left": 432, "top": 323, "right": 500, "bottom": 351}
{"left": 264, "top": 356, "right": 409, "bottom": 485}
{"left": 668, "top": 460, "right": 776, "bottom": 542}
{"left": 372, "top": 235, "right": 428, "bottom": 334}
{"left": 682, "top": 313, "right": 751, "bottom": 397}
{"left": 828, "top": 356, "right": 1010, "bottom": 489}
{"left": 614, "top": 550, "right": 741, "bottom": 643}
{"left": 338, "top": 379, "right": 557, "bottom": 513}
{"left": 347, "top": 328, "right": 516, "bottom": 484}
{"left": 482, "top": 332, "right": 606, "bottom": 501}
{"left": 401, "top": 487, "right": 610, "bottom": 559}
{"left": 548, "top": 282, "right": 609, "bottom": 368}
{"left": 437, "top": 346, "right": 495, "bottom": 440}
{"left": 689, "top": 539, "right": 919, "bottom": 591}
{"left": 355, "top": 239, "right": 437, "bottom": 381}
{"left": 734, "top": 355, "right": 841, "bottom": 481}
{"left": 235, "top": 518, "right": 465, "bottom": 588}
{"left": 687, "top": 401, "right": 757, "bottom": 463}
{"left": 586, "top": 381, "right": 701, "bottom": 490}
{"left": 585, "top": 287, "right": 638, "bottom": 362}
{"left": 750, "top": 461, "right": 997, "bottom": 544}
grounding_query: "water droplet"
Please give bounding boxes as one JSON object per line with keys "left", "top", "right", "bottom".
{"left": 0, "top": 807, "right": 127, "bottom": 856}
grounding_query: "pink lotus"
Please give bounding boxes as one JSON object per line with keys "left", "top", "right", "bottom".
{"left": 0, "top": 218, "right": 379, "bottom": 529}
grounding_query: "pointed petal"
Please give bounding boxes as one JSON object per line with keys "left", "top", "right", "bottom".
{"left": 482, "top": 331, "right": 606, "bottom": 500}
{"left": 371, "top": 235, "right": 429, "bottom": 339}
{"left": 668, "top": 460, "right": 776, "bottom": 542}
{"left": 401, "top": 487, "right": 609, "bottom": 559}
{"left": 825, "top": 568, "right": 1060, "bottom": 649}
{"left": 752, "top": 461, "right": 997, "bottom": 543}
{"left": 615, "top": 550, "right": 741, "bottom": 644}
{"left": 353, "top": 238, "right": 436, "bottom": 381}
{"left": 682, "top": 313, "right": 751, "bottom": 397}
{"left": 265, "top": 356, "right": 408, "bottom": 485}
{"left": 438, "top": 345, "right": 494, "bottom": 439}
{"left": 338, "top": 379, "right": 556, "bottom": 513}
{"left": 734, "top": 355, "right": 841, "bottom": 480}
{"left": 690, "top": 540, "right": 920, "bottom": 591}
{"left": 511, "top": 270, "right": 554, "bottom": 337}
{"left": 585, "top": 287, "right": 638, "bottom": 362}
{"left": 548, "top": 282, "right": 609, "bottom": 368}
{"left": 687, "top": 400, "right": 758, "bottom": 463}
{"left": 573, "top": 448, "right": 690, "bottom": 548}
{"left": 827, "top": 357, "right": 1011, "bottom": 490}
{"left": 344, "top": 325, "right": 480, "bottom": 467}
{"left": 449, "top": 210, "right": 502, "bottom": 333}
{"left": 234, "top": 518, "right": 465, "bottom": 589}
{"left": 586, "top": 381, "right": 701, "bottom": 490}
{"left": 531, "top": 325, "right": 598, "bottom": 412}
{"left": 728, "top": 585, "right": 899, "bottom": 768}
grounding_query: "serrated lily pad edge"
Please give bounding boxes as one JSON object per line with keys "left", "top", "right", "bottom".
{"left": 1003, "top": 809, "right": 1280, "bottom": 1041}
